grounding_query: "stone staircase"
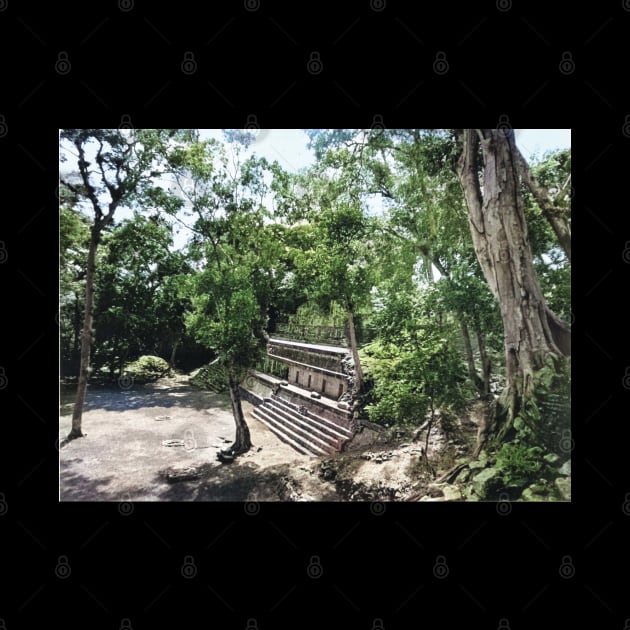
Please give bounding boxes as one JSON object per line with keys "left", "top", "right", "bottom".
{"left": 189, "top": 361, "right": 227, "bottom": 393}
{"left": 252, "top": 395, "right": 354, "bottom": 456}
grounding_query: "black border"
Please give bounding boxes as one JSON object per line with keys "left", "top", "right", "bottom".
{"left": 3, "top": 2, "right": 626, "bottom": 628}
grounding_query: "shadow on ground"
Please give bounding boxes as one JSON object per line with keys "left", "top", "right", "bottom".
{"left": 60, "top": 459, "right": 118, "bottom": 501}
{"left": 155, "top": 461, "right": 294, "bottom": 501}
{"left": 60, "top": 383, "right": 225, "bottom": 414}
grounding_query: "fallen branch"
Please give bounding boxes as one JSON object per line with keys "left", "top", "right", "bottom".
{"left": 435, "top": 462, "right": 468, "bottom": 484}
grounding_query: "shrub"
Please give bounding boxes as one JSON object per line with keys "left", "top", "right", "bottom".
{"left": 124, "top": 355, "right": 170, "bottom": 383}
{"left": 495, "top": 442, "right": 543, "bottom": 486}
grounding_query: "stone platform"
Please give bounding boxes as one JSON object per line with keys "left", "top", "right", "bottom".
{"left": 242, "top": 338, "right": 355, "bottom": 456}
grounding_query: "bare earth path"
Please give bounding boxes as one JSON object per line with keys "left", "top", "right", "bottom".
{"left": 59, "top": 374, "right": 312, "bottom": 502}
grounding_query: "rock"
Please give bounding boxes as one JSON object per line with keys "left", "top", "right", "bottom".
{"left": 472, "top": 467, "right": 503, "bottom": 499}
{"left": 477, "top": 451, "right": 489, "bottom": 466}
{"left": 521, "top": 486, "right": 545, "bottom": 501}
{"left": 520, "top": 481, "right": 553, "bottom": 501}
{"left": 443, "top": 485, "right": 463, "bottom": 501}
{"left": 543, "top": 453, "right": 561, "bottom": 466}
{"left": 217, "top": 448, "right": 235, "bottom": 463}
{"left": 558, "top": 459, "right": 571, "bottom": 476}
{"left": 427, "top": 483, "right": 446, "bottom": 497}
{"left": 164, "top": 466, "right": 202, "bottom": 482}
{"left": 319, "top": 462, "right": 337, "bottom": 481}
{"left": 554, "top": 476, "right": 571, "bottom": 501}
{"left": 455, "top": 468, "right": 471, "bottom": 483}
{"left": 463, "top": 486, "right": 480, "bottom": 501}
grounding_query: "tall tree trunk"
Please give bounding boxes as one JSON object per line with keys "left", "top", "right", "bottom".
{"left": 118, "top": 345, "right": 129, "bottom": 378}
{"left": 227, "top": 370, "right": 252, "bottom": 455}
{"left": 461, "top": 319, "right": 485, "bottom": 397}
{"left": 169, "top": 339, "right": 179, "bottom": 369}
{"left": 457, "top": 129, "right": 570, "bottom": 441}
{"left": 475, "top": 321, "right": 491, "bottom": 399}
{"left": 345, "top": 304, "right": 363, "bottom": 395}
{"left": 73, "top": 291, "right": 81, "bottom": 363}
{"left": 68, "top": 229, "right": 99, "bottom": 440}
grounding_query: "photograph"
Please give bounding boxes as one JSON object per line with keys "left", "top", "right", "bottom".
{"left": 59, "top": 128, "right": 571, "bottom": 502}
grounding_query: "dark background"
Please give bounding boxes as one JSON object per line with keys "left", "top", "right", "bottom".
{"left": 1, "top": 1, "right": 627, "bottom": 628}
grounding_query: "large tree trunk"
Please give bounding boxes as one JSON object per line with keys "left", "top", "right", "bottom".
{"left": 227, "top": 370, "right": 252, "bottom": 455}
{"left": 73, "top": 291, "right": 82, "bottom": 364}
{"left": 345, "top": 304, "right": 363, "bottom": 395}
{"left": 67, "top": 229, "right": 99, "bottom": 441}
{"left": 457, "top": 129, "right": 570, "bottom": 441}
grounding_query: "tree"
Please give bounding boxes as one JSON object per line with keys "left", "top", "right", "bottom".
{"left": 59, "top": 129, "right": 175, "bottom": 441}
{"left": 59, "top": 202, "right": 91, "bottom": 377}
{"left": 292, "top": 200, "right": 373, "bottom": 397}
{"left": 92, "top": 212, "right": 190, "bottom": 378}
{"left": 306, "top": 129, "right": 501, "bottom": 403}
{"left": 168, "top": 137, "right": 278, "bottom": 455}
{"left": 185, "top": 259, "right": 266, "bottom": 454}
{"left": 457, "top": 129, "right": 571, "bottom": 444}
{"left": 363, "top": 282, "right": 467, "bottom": 475}
{"left": 518, "top": 148, "right": 571, "bottom": 262}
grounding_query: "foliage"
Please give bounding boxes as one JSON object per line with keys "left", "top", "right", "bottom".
{"left": 59, "top": 206, "right": 91, "bottom": 374}
{"left": 495, "top": 442, "right": 544, "bottom": 485}
{"left": 59, "top": 128, "right": 570, "bottom": 456}
{"left": 362, "top": 329, "right": 466, "bottom": 427}
{"left": 91, "top": 213, "right": 191, "bottom": 376}
{"left": 185, "top": 263, "right": 266, "bottom": 374}
{"left": 123, "top": 355, "right": 170, "bottom": 383}
{"left": 165, "top": 139, "right": 279, "bottom": 384}
{"left": 522, "top": 149, "right": 571, "bottom": 322}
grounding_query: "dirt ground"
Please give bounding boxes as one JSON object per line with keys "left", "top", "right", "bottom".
{"left": 59, "top": 374, "right": 475, "bottom": 502}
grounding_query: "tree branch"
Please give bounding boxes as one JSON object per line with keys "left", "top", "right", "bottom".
{"left": 75, "top": 140, "right": 103, "bottom": 219}
{"left": 512, "top": 140, "right": 571, "bottom": 261}
{"left": 457, "top": 130, "right": 484, "bottom": 235}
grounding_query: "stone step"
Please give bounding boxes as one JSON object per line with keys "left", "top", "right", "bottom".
{"left": 252, "top": 408, "right": 313, "bottom": 456}
{"left": 263, "top": 399, "right": 343, "bottom": 450}
{"left": 252, "top": 407, "right": 325, "bottom": 456}
{"left": 270, "top": 395, "right": 354, "bottom": 436}
{"left": 266, "top": 397, "right": 352, "bottom": 443}
{"left": 257, "top": 404, "right": 337, "bottom": 455}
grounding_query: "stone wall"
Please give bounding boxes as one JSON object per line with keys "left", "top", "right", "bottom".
{"left": 287, "top": 364, "right": 346, "bottom": 400}
{"left": 268, "top": 343, "right": 345, "bottom": 372}
{"left": 273, "top": 323, "right": 346, "bottom": 346}
{"left": 242, "top": 371, "right": 274, "bottom": 401}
